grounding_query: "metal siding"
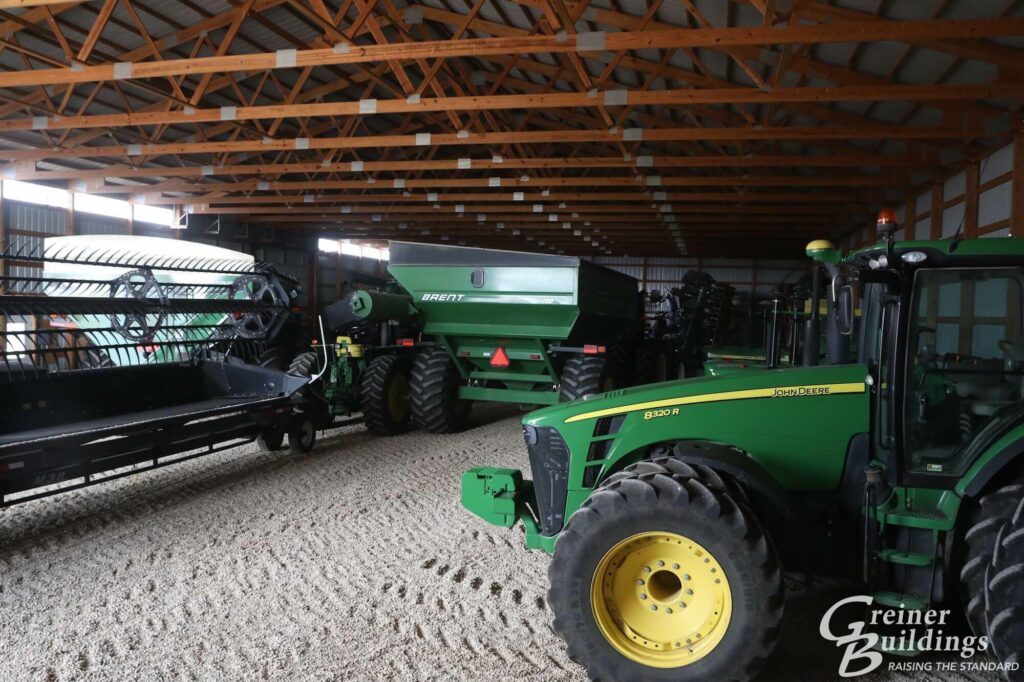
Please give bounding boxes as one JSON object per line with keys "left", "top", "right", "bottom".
{"left": 916, "top": 190, "right": 932, "bottom": 216}
{"left": 6, "top": 201, "right": 67, "bottom": 236}
{"left": 942, "top": 204, "right": 965, "bottom": 237}
{"left": 981, "top": 143, "right": 1015, "bottom": 183}
{"left": 944, "top": 170, "right": 966, "bottom": 200}
{"left": 75, "top": 214, "right": 129, "bottom": 235}
{"left": 979, "top": 182, "right": 1012, "bottom": 227}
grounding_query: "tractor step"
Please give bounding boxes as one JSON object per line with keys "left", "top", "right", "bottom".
{"left": 873, "top": 590, "right": 928, "bottom": 610}
{"left": 877, "top": 549, "right": 934, "bottom": 567}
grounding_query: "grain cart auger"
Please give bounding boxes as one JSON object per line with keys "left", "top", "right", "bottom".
{"left": 284, "top": 288, "right": 420, "bottom": 437}
{"left": 386, "top": 241, "right": 655, "bottom": 434}
{"left": 0, "top": 235, "right": 311, "bottom": 507}
{"left": 462, "top": 213, "right": 1024, "bottom": 681}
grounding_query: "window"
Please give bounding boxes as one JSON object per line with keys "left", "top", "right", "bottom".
{"left": 904, "top": 268, "right": 1024, "bottom": 475}
{"left": 2, "top": 180, "right": 71, "bottom": 209}
{"left": 318, "top": 238, "right": 340, "bottom": 253}
{"left": 74, "top": 193, "right": 131, "bottom": 220}
{"left": 361, "top": 245, "right": 380, "bottom": 260}
{"left": 133, "top": 203, "right": 174, "bottom": 227}
{"left": 339, "top": 240, "right": 362, "bottom": 257}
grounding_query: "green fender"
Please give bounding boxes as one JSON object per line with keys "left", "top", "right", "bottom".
{"left": 957, "top": 421, "right": 1024, "bottom": 497}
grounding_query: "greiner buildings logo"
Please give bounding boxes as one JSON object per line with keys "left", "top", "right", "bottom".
{"left": 819, "top": 595, "right": 1014, "bottom": 678}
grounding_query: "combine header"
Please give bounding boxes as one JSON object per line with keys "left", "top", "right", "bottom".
{"left": 0, "top": 236, "right": 310, "bottom": 506}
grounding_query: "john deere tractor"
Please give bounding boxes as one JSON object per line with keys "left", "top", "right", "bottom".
{"left": 278, "top": 288, "right": 419, "bottom": 445}
{"left": 463, "top": 225, "right": 1024, "bottom": 680}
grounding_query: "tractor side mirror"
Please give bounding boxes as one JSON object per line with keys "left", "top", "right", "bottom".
{"left": 837, "top": 285, "right": 854, "bottom": 336}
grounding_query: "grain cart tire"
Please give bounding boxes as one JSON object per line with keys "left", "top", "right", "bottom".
{"left": 984, "top": 496, "right": 1024, "bottom": 671}
{"left": 549, "top": 458, "right": 783, "bottom": 682}
{"left": 560, "top": 348, "right": 631, "bottom": 402}
{"left": 288, "top": 414, "right": 316, "bottom": 454}
{"left": 256, "top": 429, "right": 285, "bottom": 452}
{"left": 257, "top": 346, "right": 286, "bottom": 371}
{"left": 410, "top": 347, "right": 470, "bottom": 434}
{"left": 361, "top": 354, "right": 412, "bottom": 436}
{"left": 959, "top": 481, "right": 1024, "bottom": 638}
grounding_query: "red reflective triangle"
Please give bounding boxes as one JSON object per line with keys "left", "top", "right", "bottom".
{"left": 490, "top": 346, "right": 511, "bottom": 367}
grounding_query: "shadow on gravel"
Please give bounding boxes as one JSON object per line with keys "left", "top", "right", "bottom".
{"left": 0, "top": 405, "right": 524, "bottom": 551}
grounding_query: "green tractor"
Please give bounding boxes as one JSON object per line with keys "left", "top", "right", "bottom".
{"left": 271, "top": 288, "right": 420, "bottom": 448}
{"left": 463, "top": 229, "right": 1024, "bottom": 680}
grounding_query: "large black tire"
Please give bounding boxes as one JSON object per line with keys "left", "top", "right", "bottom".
{"left": 985, "top": 495, "right": 1024, "bottom": 674}
{"left": 549, "top": 457, "right": 783, "bottom": 682}
{"left": 257, "top": 346, "right": 286, "bottom": 371}
{"left": 559, "top": 347, "right": 630, "bottom": 402}
{"left": 287, "top": 350, "right": 318, "bottom": 378}
{"left": 959, "top": 481, "right": 1024, "bottom": 638}
{"left": 360, "top": 354, "right": 412, "bottom": 436}
{"left": 634, "top": 342, "right": 670, "bottom": 386}
{"left": 410, "top": 347, "right": 470, "bottom": 434}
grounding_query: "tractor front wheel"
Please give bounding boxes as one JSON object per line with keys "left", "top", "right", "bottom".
{"left": 549, "top": 458, "right": 782, "bottom": 681}
{"left": 361, "top": 354, "right": 413, "bottom": 436}
{"left": 410, "top": 347, "right": 470, "bottom": 433}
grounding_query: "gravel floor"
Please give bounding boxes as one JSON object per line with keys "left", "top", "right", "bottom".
{"left": 0, "top": 406, "right": 1003, "bottom": 681}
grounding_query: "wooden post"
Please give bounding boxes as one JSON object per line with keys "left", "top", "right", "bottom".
{"left": 1012, "top": 126, "right": 1024, "bottom": 236}
{"left": 930, "top": 179, "right": 944, "bottom": 239}
{"left": 964, "top": 148, "right": 980, "bottom": 238}
{"left": 0, "top": 184, "right": 5, "bottom": 352}
{"left": 904, "top": 193, "right": 917, "bottom": 241}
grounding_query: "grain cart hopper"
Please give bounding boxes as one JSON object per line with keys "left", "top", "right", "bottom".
{"left": 285, "top": 288, "right": 420, "bottom": 436}
{"left": 462, "top": 215, "right": 1024, "bottom": 681}
{"left": 0, "top": 236, "right": 311, "bottom": 507}
{"left": 386, "top": 242, "right": 647, "bottom": 433}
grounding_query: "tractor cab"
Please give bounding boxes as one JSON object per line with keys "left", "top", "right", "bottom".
{"left": 807, "top": 214, "right": 1024, "bottom": 487}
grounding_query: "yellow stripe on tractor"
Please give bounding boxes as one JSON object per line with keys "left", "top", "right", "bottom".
{"left": 564, "top": 382, "right": 866, "bottom": 423}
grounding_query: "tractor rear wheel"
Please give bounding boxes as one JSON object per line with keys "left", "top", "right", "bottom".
{"left": 410, "top": 347, "right": 470, "bottom": 433}
{"left": 959, "top": 481, "right": 1024, "bottom": 638}
{"left": 287, "top": 351, "right": 318, "bottom": 379}
{"left": 549, "top": 458, "right": 783, "bottom": 681}
{"left": 360, "top": 354, "right": 412, "bottom": 436}
{"left": 559, "top": 347, "right": 630, "bottom": 401}
{"left": 984, "top": 496, "right": 1024, "bottom": 670}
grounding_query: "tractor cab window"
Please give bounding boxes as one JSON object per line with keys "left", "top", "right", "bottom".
{"left": 905, "top": 268, "right": 1024, "bottom": 476}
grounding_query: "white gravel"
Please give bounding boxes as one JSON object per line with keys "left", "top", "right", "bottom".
{"left": 0, "top": 406, "right": 1003, "bottom": 682}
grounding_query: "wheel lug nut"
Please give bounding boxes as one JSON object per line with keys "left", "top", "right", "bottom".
{"left": 656, "top": 560, "right": 665, "bottom": 567}
{"left": 650, "top": 604, "right": 657, "bottom": 611}
{"left": 679, "top": 602, "right": 686, "bottom": 608}
{"left": 665, "top": 607, "right": 673, "bottom": 614}
{"left": 683, "top": 574, "right": 691, "bottom": 581}
{"left": 643, "top": 566, "right": 652, "bottom": 573}
{"left": 640, "top": 593, "right": 647, "bottom": 600}
{"left": 685, "top": 589, "right": 694, "bottom": 595}
{"left": 672, "top": 563, "right": 680, "bottom": 569}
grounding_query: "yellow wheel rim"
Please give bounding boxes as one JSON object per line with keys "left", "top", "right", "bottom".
{"left": 591, "top": 531, "right": 732, "bottom": 669}
{"left": 388, "top": 373, "right": 410, "bottom": 421}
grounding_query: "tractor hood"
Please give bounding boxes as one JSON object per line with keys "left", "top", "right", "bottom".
{"left": 525, "top": 364, "right": 868, "bottom": 429}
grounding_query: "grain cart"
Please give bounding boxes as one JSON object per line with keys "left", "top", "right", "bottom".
{"left": 463, "top": 226, "right": 1024, "bottom": 680}
{"left": 386, "top": 241, "right": 647, "bottom": 433}
{"left": 284, "top": 288, "right": 420, "bottom": 437}
{"left": 0, "top": 236, "right": 311, "bottom": 507}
